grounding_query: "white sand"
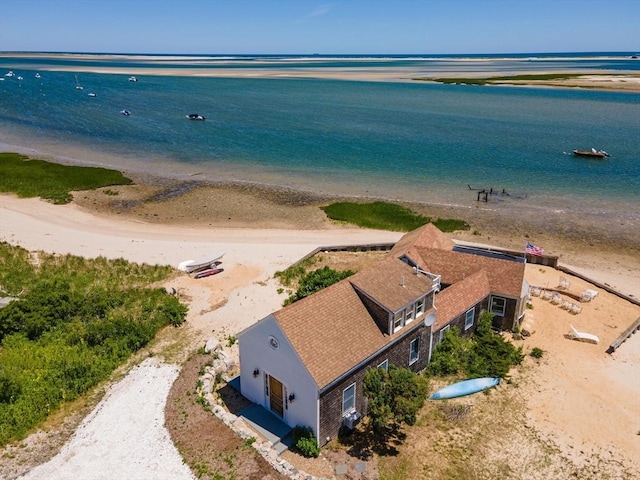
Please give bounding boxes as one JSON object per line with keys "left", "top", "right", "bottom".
{"left": 20, "top": 359, "right": 194, "bottom": 480}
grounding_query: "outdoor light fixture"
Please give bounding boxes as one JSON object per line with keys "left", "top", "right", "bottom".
{"left": 253, "top": 368, "right": 259, "bottom": 377}
{"left": 288, "top": 393, "right": 295, "bottom": 403}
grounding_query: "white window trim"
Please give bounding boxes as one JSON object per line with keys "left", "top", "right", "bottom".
{"left": 409, "top": 337, "right": 420, "bottom": 365}
{"left": 342, "top": 383, "right": 356, "bottom": 415}
{"left": 405, "top": 305, "right": 415, "bottom": 324}
{"left": 439, "top": 324, "right": 450, "bottom": 342}
{"left": 378, "top": 359, "right": 389, "bottom": 371}
{"left": 490, "top": 296, "right": 506, "bottom": 316}
{"left": 465, "top": 307, "right": 475, "bottom": 330}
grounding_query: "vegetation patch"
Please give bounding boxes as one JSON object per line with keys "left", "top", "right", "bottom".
{"left": 0, "top": 243, "right": 185, "bottom": 446}
{"left": 292, "top": 425, "right": 320, "bottom": 458}
{"left": 321, "top": 201, "right": 469, "bottom": 232}
{"left": 282, "top": 266, "right": 354, "bottom": 306}
{"left": 417, "top": 73, "right": 589, "bottom": 86}
{"left": 0, "top": 153, "right": 133, "bottom": 204}
{"left": 363, "top": 366, "right": 428, "bottom": 438}
{"left": 427, "top": 312, "right": 524, "bottom": 379}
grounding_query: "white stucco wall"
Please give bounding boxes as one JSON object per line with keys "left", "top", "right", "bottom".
{"left": 238, "top": 314, "right": 319, "bottom": 436}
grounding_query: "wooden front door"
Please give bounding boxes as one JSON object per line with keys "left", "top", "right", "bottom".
{"left": 269, "top": 375, "right": 284, "bottom": 417}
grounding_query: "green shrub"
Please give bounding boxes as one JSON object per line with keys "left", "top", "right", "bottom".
{"left": 530, "top": 347, "right": 544, "bottom": 359}
{"left": 0, "top": 243, "right": 184, "bottom": 446}
{"left": 427, "top": 312, "right": 523, "bottom": 380}
{"left": 283, "top": 266, "right": 354, "bottom": 305}
{"left": 292, "top": 426, "right": 320, "bottom": 458}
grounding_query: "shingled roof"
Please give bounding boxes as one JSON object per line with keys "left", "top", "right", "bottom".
{"left": 407, "top": 247, "right": 525, "bottom": 298}
{"left": 432, "top": 270, "right": 491, "bottom": 331}
{"left": 390, "top": 223, "right": 455, "bottom": 256}
{"left": 349, "top": 256, "right": 434, "bottom": 312}
{"left": 273, "top": 257, "right": 434, "bottom": 390}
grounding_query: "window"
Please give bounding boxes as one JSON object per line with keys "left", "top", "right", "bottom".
{"left": 409, "top": 337, "right": 420, "bottom": 365}
{"left": 490, "top": 297, "right": 506, "bottom": 316}
{"left": 393, "top": 310, "right": 404, "bottom": 331}
{"left": 405, "top": 305, "right": 415, "bottom": 324}
{"left": 342, "top": 383, "right": 356, "bottom": 415}
{"left": 378, "top": 359, "right": 389, "bottom": 371}
{"left": 416, "top": 297, "right": 425, "bottom": 316}
{"left": 465, "top": 307, "right": 475, "bottom": 330}
{"left": 439, "top": 325, "right": 450, "bottom": 342}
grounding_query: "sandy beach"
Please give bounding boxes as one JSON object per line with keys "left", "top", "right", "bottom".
{"left": 0, "top": 167, "right": 639, "bottom": 478}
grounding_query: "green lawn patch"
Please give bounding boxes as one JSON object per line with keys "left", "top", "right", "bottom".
{"left": 321, "top": 201, "right": 469, "bottom": 233}
{"left": 0, "top": 152, "right": 133, "bottom": 204}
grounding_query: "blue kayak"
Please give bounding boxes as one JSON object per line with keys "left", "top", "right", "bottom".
{"left": 429, "top": 377, "right": 500, "bottom": 400}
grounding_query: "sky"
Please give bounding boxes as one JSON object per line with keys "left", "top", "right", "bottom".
{"left": 0, "top": 0, "right": 639, "bottom": 55}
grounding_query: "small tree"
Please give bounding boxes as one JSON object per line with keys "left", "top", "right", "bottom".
{"left": 283, "top": 266, "right": 354, "bottom": 305}
{"left": 363, "top": 366, "right": 428, "bottom": 436}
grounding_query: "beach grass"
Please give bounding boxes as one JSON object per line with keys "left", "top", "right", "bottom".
{"left": 0, "top": 153, "right": 133, "bottom": 204}
{"left": 0, "top": 242, "right": 183, "bottom": 446}
{"left": 321, "top": 201, "right": 469, "bottom": 232}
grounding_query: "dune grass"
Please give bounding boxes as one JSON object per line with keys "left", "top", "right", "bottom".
{"left": 0, "top": 153, "right": 133, "bottom": 204}
{"left": 321, "top": 201, "right": 469, "bottom": 232}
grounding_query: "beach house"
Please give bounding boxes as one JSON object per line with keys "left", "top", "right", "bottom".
{"left": 237, "top": 224, "right": 528, "bottom": 445}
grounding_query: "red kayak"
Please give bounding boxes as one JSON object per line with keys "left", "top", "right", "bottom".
{"left": 194, "top": 268, "right": 224, "bottom": 279}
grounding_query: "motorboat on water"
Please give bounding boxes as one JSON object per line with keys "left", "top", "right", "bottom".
{"left": 128, "top": 76, "right": 138, "bottom": 82}
{"left": 88, "top": 92, "right": 97, "bottom": 97}
{"left": 573, "top": 148, "right": 609, "bottom": 159}
{"left": 120, "top": 109, "right": 131, "bottom": 116}
{"left": 35, "top": 73, "right": 41, "bottom": 78}
{"left": 186, "top": 113, "right": 206, "bottom": 121}
{"left": 5, "top": 71, "right": 14, "bottom": 77}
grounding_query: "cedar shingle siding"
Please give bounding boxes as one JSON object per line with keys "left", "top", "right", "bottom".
{"left": 318, "top": 323, "right": 431, "bottom": 444}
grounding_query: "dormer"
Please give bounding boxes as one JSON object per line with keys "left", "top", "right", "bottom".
{"left": 349, "top": 257, "right": 437, "bottom": 335}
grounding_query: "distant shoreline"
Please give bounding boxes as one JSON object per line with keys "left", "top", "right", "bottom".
{"left": 2, "top": 51, "right": 638, "bottom": 91}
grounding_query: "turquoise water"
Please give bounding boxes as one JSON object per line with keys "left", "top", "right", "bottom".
{"left": 0, "top": 53, "right": 639, "bottom": 225}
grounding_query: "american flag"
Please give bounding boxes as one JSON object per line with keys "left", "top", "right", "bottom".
{"left": 526, "top": 242, "right": 544, "bottom": 256}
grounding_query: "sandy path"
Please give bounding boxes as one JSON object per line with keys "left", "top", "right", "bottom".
{"left": 20, "top": 359, "right": 194, "bottom": 480}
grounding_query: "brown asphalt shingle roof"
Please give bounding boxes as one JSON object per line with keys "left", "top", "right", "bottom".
{"left": 273, "top": 257, "right": 434, "bottom": 390}
{"left": 390, "top": 223, "right": 455, "bottom": 256}
{"left": 432, "top": 270, "right": 491, "bottom": 331}
{"left": 408, "top": 247, "right": 525, "bottom": 298}
{"left": 349, "top": 256, "right": 434, "bottom": 312}
{"left": 271, "top": 223, "right": 524, "bottom": 390}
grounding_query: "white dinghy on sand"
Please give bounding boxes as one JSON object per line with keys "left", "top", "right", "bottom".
{"left": 178, "top": 252, "right": 225, "bottom": 273}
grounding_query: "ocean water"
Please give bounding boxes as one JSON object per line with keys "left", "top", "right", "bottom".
{"left": 0, "top": 53, "right": 639, "bottom": 228}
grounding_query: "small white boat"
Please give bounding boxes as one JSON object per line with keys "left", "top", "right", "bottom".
{"left": 88, "top": 92, "right": 97, "bottom": 97}
{"left": 75, "top": 75, "right": 83, "bottom": 90}
{"left": 128, "top": 76, "right": 138, "bottom": 82}
{"left": 186, "top": 113, "right": 206, "bottom": 121}
{"left": 35, "top": 73, "right": 41, "bottom": 78}
{"left": 16, "top": 76, "right": 23, "bottom": 81}
{"left": 5, "top": 71, "right": 14, "bottom": 77}
{"left": 120, "top": 109, "right": 131, "bottom": 116}
{"left": 178, "top": 252, "right": 225, "bottom": 273}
